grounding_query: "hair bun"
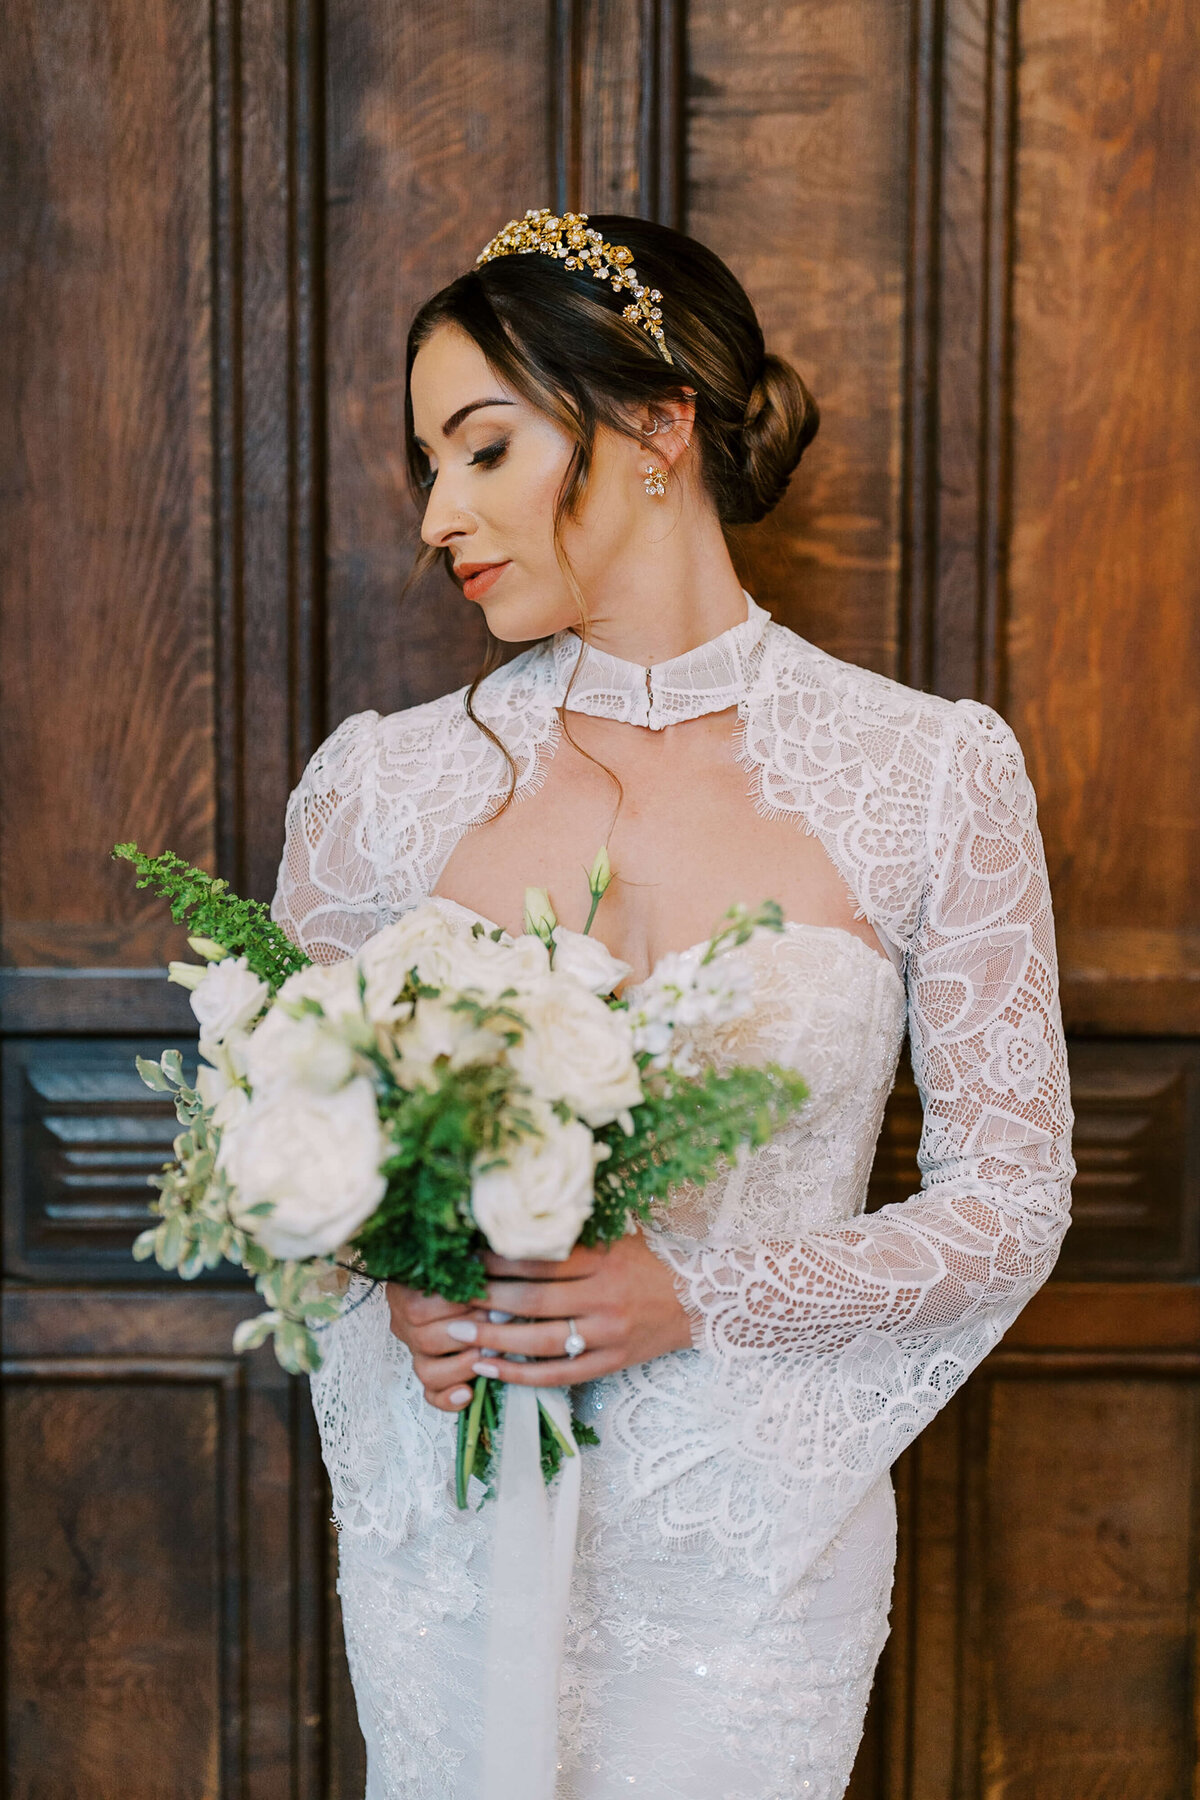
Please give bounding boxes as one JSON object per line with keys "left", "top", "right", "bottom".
{"left": 734, "top": 352, "right": 820, "bottom": 525}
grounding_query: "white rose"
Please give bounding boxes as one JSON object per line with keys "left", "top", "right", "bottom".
{"left": 195, "top": 1061, "right": 230, "bottom": 1110}
{"left": 195, "top": 1059, "right": 250, "bottom": 1130}
{"left": 470, "top": 1103, "right": 604, "bottom": 1260}
{"left": 275, "top": 958, "right": 373, "bottom": 1046}
{"left": 241, "top": 1004, "right": 356, "bottom": 1097}
{"left": 392, "top": 993, "right": 507, "bottom": 1089}
{"left": 550, "top": 928, "right": 631, "bottom": 996}
{"left": 217, "top": 1074, "right": 387, "bottom": 1259}
{"left": 507, "top": 975, "right": 642, "bottom": 1127}
{"left": 440, "top": 927, "right": 551, "bottom": 997}
{"left": 189, "top": 956, "right": 269, "bottom": 1042}
{"left": 198, "top": 1029, "right": 250, "bottom": 1088}
{"left": 357, "top": 907, "right": 461, "bottom": 1019}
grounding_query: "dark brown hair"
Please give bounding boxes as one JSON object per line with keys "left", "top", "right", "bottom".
{"left": 400, "top": 214, "right": 820, "bottom": 809}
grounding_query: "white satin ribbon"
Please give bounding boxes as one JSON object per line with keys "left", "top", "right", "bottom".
{"left": 481, "top": 1381, "right": 581, "bottom": 1800}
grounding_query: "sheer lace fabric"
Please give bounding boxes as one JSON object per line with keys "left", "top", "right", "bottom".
{"left": 271, "top": 598, "right": 1074, "bottom": 1797}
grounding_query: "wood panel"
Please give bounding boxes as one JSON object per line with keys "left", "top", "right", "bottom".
{"left": 6, "top": 1366, "right": 236, "bottom": 1797}
{"left": 2, "top": 1039, "right": 203, "bottom": 1283}
{"left": 1, "top": 1289, "right": 335, "bottom": 1799}
{"left": 869, "top": 1042, "right": 1200, "bottom": 1282}
{"left": 686, "top": 0, "right": 912, "bottom": 674}
{"left": 1007, "top": 0, "right": 1200, "bottom": 1026}
{"left": 1, "top": 0, "right": 1197, "bottom": 1792}
{"left": 0, "top": 0, "right": 216, "bottom": 974}
{"left": 978, "top": 1371, "right": 1197, "bottom": 1797}
{"left": 323, "top": 0, "right": 552, "bottom": 721}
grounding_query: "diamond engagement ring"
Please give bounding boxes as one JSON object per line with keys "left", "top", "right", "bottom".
{"left": 563, "top": 1319, "right": 587, "bottom": 1358}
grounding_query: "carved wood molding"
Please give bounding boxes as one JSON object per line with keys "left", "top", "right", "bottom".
{"left": 901, "top": 0, "right": 1019, "bottom": 707}
{"left": 550, "top": 0, "right": 685, "bottom": 225}
{"left": 214, "top": 0, "right": 328, "bottom": 894}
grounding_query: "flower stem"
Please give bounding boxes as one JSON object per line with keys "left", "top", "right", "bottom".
{"left": 537, "top": 1398, "right": 577, "bottom": 1461}
{"left": 456, "top": 1374, "right": 490, "bottom": 1508}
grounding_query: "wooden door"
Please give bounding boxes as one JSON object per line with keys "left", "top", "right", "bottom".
{"left": 2, "top": 1, "right": 1196, "bottom": 1794}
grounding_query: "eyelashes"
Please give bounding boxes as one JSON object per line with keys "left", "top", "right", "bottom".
{"left": 469, "top": 439, "right": 509, "bottom": 470}
{"left": 418, "top": 439, "right": 509, "bottom": 492}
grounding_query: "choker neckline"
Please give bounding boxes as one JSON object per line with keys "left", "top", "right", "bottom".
{"left": 547, "top": 588, "right": 772, "bottom": 730}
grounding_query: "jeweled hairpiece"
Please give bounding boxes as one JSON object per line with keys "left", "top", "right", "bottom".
{"left": 474, "top": 208, "right": 675, "bottom": 365}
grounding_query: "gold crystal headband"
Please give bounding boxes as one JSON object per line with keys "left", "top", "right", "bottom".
{"left": 474, "top": 208, "right": 675, "bottom": 365}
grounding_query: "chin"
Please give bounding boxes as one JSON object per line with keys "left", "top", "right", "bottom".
{"left": 478, "top": 592, "right": 575, "bottom": 646}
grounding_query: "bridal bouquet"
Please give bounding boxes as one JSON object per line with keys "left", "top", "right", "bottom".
{"left": 112, "top": 841, "right": 807, "bottom": 1505}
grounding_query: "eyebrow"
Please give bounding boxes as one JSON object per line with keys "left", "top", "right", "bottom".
{"left": 413, "top": 397, "right": 516, "bottom": 449}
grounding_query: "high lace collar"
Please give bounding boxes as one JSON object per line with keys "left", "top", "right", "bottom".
{"left": 546, "top": 588, "right": 772, "bottom": 730}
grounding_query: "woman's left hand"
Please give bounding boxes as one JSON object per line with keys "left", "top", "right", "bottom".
{"left": 451, "top": 1229, "right": 696, "bottom": 1386}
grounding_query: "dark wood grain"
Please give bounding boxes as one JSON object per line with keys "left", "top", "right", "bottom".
{"left": 1007, "top": 0, "right": 1200, "bottom": 963}
{"left": 686, "top": 0, "right": 913, "bottom": 675}
{"left": 5, "top": 1364, "right": 236, "bottom": 1798}
{"left": 3, "top": 0, "right": 1199, "bottom": 1791}
{"left": 323, "top": 0, "right": 555, "bottom": 722}
{"left": 0, "top": 0, "right": 217, "bottom": 971}
{"left": 2, "top": 1290, "right": 337, "bottom": 1798}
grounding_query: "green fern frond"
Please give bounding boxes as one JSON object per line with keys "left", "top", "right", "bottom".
{"left": 112, "top": 842, "right": 310, "bottom": 990}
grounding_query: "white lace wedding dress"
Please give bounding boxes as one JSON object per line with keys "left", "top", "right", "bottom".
{"left": 271, "top": 591, "right": 1075, "bottom": 1799}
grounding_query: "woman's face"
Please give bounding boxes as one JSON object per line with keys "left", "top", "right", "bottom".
{"left": 410, "top": 323, "right": 659, "bottom": 642}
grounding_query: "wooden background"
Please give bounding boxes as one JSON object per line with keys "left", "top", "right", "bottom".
{"left": 1, "top": 0, "right": 1197, "bottom": 1793}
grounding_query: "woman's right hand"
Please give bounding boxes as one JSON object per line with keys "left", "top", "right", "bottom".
{"left": 385, "top": 1281, "right": 493, "bottom": 1414}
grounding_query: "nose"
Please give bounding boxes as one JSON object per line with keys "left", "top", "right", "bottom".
{"left": 419, "top": 470, "right": 475, "bottom": 552}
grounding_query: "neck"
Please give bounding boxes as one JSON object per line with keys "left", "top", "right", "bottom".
{"left": 567, "top": 506, "right": 748, "bottom": 665}
{"left": 547, "top": 585, "right": 771, "bottom": 732}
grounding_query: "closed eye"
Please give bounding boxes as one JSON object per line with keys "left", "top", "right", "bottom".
{"left": 468, "top": 440, "right": 508, "bottom": 471}
{"left": 417, "top": 439, "right": 508, "bottom": 493}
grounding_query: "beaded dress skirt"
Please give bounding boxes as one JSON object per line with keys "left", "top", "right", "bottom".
{"left": 311, "top": 905, "right": 909, "bottom": 1799}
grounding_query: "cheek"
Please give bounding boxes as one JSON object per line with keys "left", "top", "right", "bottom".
{"left": 470, "top": 447, "right": 571, "bottom": 563}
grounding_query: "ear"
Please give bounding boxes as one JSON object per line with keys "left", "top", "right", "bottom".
{"left": 633, "top": 387, "right": 697, "bottom": 474}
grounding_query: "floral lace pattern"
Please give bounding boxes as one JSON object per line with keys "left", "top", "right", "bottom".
{"left": 272, "top": 604, "right": 1075, "bottom": 1797}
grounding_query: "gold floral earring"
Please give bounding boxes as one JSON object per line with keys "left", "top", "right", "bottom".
{"left": 643, "top": 462, "right": 667, "bottom": 497}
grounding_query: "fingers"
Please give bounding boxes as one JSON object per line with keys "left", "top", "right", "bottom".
{"left": 472, "top": 1352, "right": 611, "bottom": 1387}
{"left": 484, "top": 1277, "right": 597, "bottom": 1318}
{"left": 387, "top": 1283, "right": 479, "bottom": 1325}
{"left": 405, "top": 1311, "right": 500, "bottom": 1357}
{"left": 482, "top": 1245, "right": 602, "bottom": 1279}
{"left": 385, "top": 1282, "right": 482, "bottom": 1349}
{"left": 413, "top": 1346, "right": 488, "bottom": 1411}
{"left": 457, "top": 1316, "right": 600, "bottom": 1360}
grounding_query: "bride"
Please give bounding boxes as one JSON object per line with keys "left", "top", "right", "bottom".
{"left": 271, "top": 210, "right": 1075, "bottom": 1799}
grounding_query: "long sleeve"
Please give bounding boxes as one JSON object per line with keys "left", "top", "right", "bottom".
{"left": 651, "top": 696, "right": 1074, "bottom": 1453}
{"left": 270, "top": 710, "right": 387, "bottom": 963}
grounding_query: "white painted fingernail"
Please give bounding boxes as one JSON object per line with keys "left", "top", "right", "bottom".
{"left": 473, "top": 1362, "right": 501, "bottom": 1378}
{"left": 446, "top": 1321, "right": 478, "bottom": 1342}
{"left": 448, "top": 1387, "right": 473, "bottom": 1406}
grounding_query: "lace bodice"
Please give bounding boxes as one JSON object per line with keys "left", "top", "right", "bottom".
{"left": 271, "top": 591, "right": 1075, "bottom": 1588}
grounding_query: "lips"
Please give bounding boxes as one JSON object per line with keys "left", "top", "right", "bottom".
{"left": 456, "top": 560, "right": 511, "bottom": 601}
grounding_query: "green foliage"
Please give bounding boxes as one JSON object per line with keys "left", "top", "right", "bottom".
{"left": 122, "top": 867, "right": 812, "bottom": 1490}
{"left": 112, "top": 842, "right": 310, "bottom": 991}
{"left": 587, "top": 1061, "right": 809, "bottom": 1243}
{"left": 353, "top": 1053, "right": 536, "bottom": 1302}
{"left": 131, "top": 1047, "right": 341, "bottom": 1373}
{"left": 455, "top": 1378, "right": 602, "bottom": 1502}
{"left": 699, "top": 897, "right": 785, "bottom": 962}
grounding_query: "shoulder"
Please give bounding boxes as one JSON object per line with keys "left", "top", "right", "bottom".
{"left": 761, "top": 620, "right": 953, "bottom": 740}
{"left": 360, "top": 642, "right": 554, "bottom": 757}
{"left": 749, "top": 620, "right": 1035, "bottom": 938}
{"left": 295, "top": 642, "right": 553, "bottom": 814}
{"left": 298, "top": 675, "right": 482, "bottom": 786}
{"left": 761, "top": 619, "right": 1025, "bottom": 780}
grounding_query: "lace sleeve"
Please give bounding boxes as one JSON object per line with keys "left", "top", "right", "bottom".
{"left": 270, "top": 710, "right": 387, "bottom": 964}
{"left": 654, "top": 698, "right": 1076, "bottom": 1364}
